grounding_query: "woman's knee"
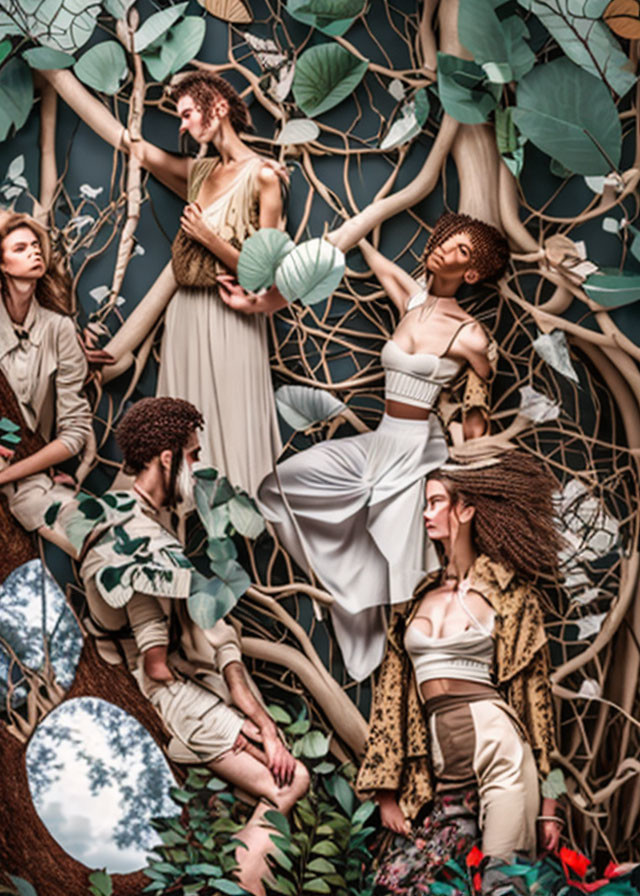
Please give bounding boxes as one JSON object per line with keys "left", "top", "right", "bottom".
{"left": 277, "top": 761, "right": 310, "bottom": 811}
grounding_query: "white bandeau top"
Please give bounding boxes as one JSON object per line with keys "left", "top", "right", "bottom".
{"left": 381, "top": 340, "right": 463, "bottom": 410}
{"left": 404, "top": 581, "right": 495, "bottom": 687}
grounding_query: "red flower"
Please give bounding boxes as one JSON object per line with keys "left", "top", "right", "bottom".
{"left": 559, "top": 846, "right": 590, "bottom": 878}
{"left": 466, "top": 846, "right": 484, "bottom": 868}
{"left": 472, "top": 871, "right": 482, "bottom": 893}
{"left": 604, "top": 862, "right": 622, "bottom": 879}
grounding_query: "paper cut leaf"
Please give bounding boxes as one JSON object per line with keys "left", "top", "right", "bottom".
{"left": 604, "top": 0, "right": 640, "bottom": 37}
{"left": 293, "top": 43, "right": 368, "bottom": 118}
{"left": 576, "top": 612, "right": 607, "bottom": 640}
{"left": 134, "top": 4, "right": 187, "bottom": 53}
{"left": 237, "top": 228, "right": 295, "bottom": 291}
{"left": 74, "top": 41, "right": 128, "bottom": 95}
{"left": 227, "top": 494, "right": 265, "bottom": 539}
{"left": 518, "top": 386, "right": 560, "bottom": 423}
{"left": 276, "top": 118, "right": 320, "bottom": 146}
{"left": 532, "top": 330, "right": 579, "bottom": 382}
{"left": 275, "top": 237, "right": 345, "bottom": 305}
{"left": 583, "top": 271, "right": 640, "bottom": 307}
{"left": 275, "top": 385, "right": 347, "bottom": 430}
{"left": 22, "top": 47, "right": 75, "bottom": 69}
{"left": 196, "top": 0, "right": 252, "bottom": 22}
{"left": 286, "top": 0, "right": 365, "bottom": 37}
{"left": 436, "top": 52, "right": 499, "bottom": 124}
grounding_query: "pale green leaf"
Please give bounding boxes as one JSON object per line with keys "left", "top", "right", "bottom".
{"left": 237, "top": 228, "right": 295, "bottom": 291}
{"left": 1, "top": 0, "right": 100, "bottom": 52}
{"left": 275, "top": 237, "right": 345, "bottom": 304}
{"left": 286, "top": 0, "right": 365, "bottom": 37}
{"left": 541, "top": 768, "right": 568, "bottom": 799}
{"left": 74, "top": 41, "right": 127, "bottom": 94}
{"left": 436, "top": 52, "right": 499, "bottom": 124}
{"left": 187, "top": 566, "right": 248, "bottom": 628}
{"left": 8, "top": 878, "right": 38, "bottom": 896}
{"left": 103, "top": 0, "right": 136, "bottom": 18}
{"left": 517, "top": 0, "right": 636, "bottom": 97}
{"left": 21, "top": 47, "right": 75, "bottom": 69}
{"left": 380, "top": 104, "right": 422, "bottom": 151}
{"left": 458, "top": 0, "right": 534, "bottom": 82}
{"left": 165, "top": 16, "right": 206, "bottom": 76}
{"left": 134, "top": 3, "right": 187, "bottom": 53}
{"left": 513, "top": 58, "right": 621, "bottom": 175}
{"left": 275, "top": 384, "right": 347, "bottom": 430}
{"left": 227, "top": 494, "right": 265, "bottom": 538}
{"left": 292, "top": 43, "right": 368, "bottom": 117}
{"left": 300, "top": 730, "right": 330, "bottom": 758}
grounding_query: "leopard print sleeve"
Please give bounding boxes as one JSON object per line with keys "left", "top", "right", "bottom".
{"left": 505, "top": 644, "right": 557, "bottom": 778}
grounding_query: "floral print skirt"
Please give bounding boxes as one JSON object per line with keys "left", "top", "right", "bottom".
{"left": 373, "top": 788, "right": 480, "bottom": 896}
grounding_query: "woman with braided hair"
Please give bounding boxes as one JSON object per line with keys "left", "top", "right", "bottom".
{"left": 257, "top": 212, "right": 510, "bottom": 681}
{"left": 120, "top": 72, "right": 287, "bottom": 494}
{"left": 357, "top": 452, "right": 563, "bottom": 894}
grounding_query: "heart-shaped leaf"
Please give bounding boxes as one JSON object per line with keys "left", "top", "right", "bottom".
{"left": 0, "top": 58, "right": 33, "bottom": 141}
{"left": 275, "top": 118, "right": 320, "bottom": 145}
{"left": 292, "top": 43, "right": 368, "bottom": 118}
{"left": 74, "top": 41, "right": 128, "bottom": 95}
{"left": 22, "top": 47, "right": 75, "bottom": 69}
{"left": 275, "top": 237, "right": 345, "bottom": 304}
{"left": 513, "top": 57, "right": 621, "bottom": 175}
{"left": 188, "top": 563, "right": 249, "bottom": 627}
{"left": 237, "top": 228, "right": 295, "bottom": 292}
{"left": 275, "top": 385, "right": 347, "bottom": 430}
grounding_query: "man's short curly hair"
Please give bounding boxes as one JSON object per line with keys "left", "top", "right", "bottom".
{"left": 422, "top": 212, "right": 510, "bottom": 283}
{"left": 116, "top": 397, "right": 204, "bottom": 475}
{"left": 170, "top": 72, "right": 252, "bottom": 134}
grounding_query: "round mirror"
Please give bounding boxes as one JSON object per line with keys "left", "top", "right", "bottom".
{"left": 0, "top": 559, "right": 82, "bottom": 712}
{"left": 27, "top": 697, "right": 176, "bottom": 872}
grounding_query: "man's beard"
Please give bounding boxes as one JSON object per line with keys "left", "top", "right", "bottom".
{"left": 173, "top": 455, "right": 196, "bottom": 512}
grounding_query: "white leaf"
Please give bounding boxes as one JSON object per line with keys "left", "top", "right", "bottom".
{"left": 562, "top": 567, "right": 591, "bottom": 590}
{"left": 387, "top": 77, "right": 405, "bottom": 101}
{"left": 602, "top": 217, "right": 620, "bottom": 234}
{"left": 115, "top": 295, "right": 126, "bottom": 307}
{"left": 242, "top": 31, "right": 285, "bottom": 69}
{"left": 275, "top": 385, "right": 347, "bottom": 431}
{"left": 571, "top": 587, "right": 600, "bottom": 606}
{"left": 133, "top": 243, "right": 145, "bottom": 256}
{"left": 89, "top": 285, "right": 110, "bottom": 302}
{"left": 79, "top": 183, "right": 103, "bottom": 199}
{"left": 68, "top": 214, "right": 95, "bottom": 232}
{"left": 276, "top": 118, "right": 320, "bottom": 146}
{"left": 533, "top": 330, "right": 579, "bottom": 383}
{"left": 482, "top": 61, "right": 512, "bottom": 83}
{"left": 380, "top": 104, "right": 421, "bottom": 151}
{"left": 6, "top": 154, "right": 24, "bottom": 180}
{"left": 518, "top": 385, "right": 560, "bottom": 424}
{"left": 584, "top": 175, "right": 605, "bottom": 194}
{"left": 575, "top": 612, "right": 607, "bottom": 640}
{"left": 269, "top": 60, "right": 295, "bottom": 102}
{"left": 12, "top": 175, "right": 28, "bottom": 188}
{"left": 1, "top": 185, "right": 22, "bottom": 199}
{"left": 578, "top": 678, "right": 601, "bottom": 699}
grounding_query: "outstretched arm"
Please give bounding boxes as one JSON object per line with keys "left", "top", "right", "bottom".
{"left": 123, "top": 131, "right": 191, "bottom": 200}
{"left": 356, "top": 239, "right": 420, "bottom": 315}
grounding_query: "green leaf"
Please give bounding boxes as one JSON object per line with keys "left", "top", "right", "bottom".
{"left": 228, "top": 494, "right": 265, "bottom": 538}
{"left": 292, "top": 43, "right": 368, "bottom": 117}
{"left": 185, "top": 863, "right": 223, "bottom": 876}
{"left": 142, "top": 15, "right": 206, "bottom": 81}
{"left": 583, "top": 271, "right": 640, "bottom": 307}
{"left": 458, "top": 0, "right": 534, "bottom": 82}
{"left": 351, "top": 800, "right": 376, "bottom": 826}
{"left": 187, "top": 563, "right": 248, "bottom": 627}
{"left": 286, "top": 0, "right": 365, "bottom": 37}
{"left": 194, "top": 466, "right": 218, "bottom": 480}
{"left": 21, "top": 47, "right": 75, "bottom": 69}
{"left": 103, "top": 0, "right": 136, "bottom": 19}
{"left": 267, "top": 704, "right": 293, "bottom": 725}
{"left": 275, "top": 384, "right": 347, "bottom": 431}
{"left": 326, "top": 773, "right": 355, "bottom": 815}
{"left": 134, "top": 3, "right": 188, "bottom": 53}
{"left": 312, "top": 839, "right": 341, "bottom": 856}
{"left": 0, "top": 417, "right": 19, "bottom": 433}
{"left": 517, "top": 0, "right": 636, "bottom": 97}
{"left": 286, "top": 717, "right": 310, "bottom": 735}
{"left": 541, "top": 767, "right": 568, "bottom": 799}
{"left": 513, "top": 57, "right": 621, "bottom": 175}
{"left": 275, "top": 237, "right": 345, "bottom": 305}
{"left": 436, "top": 52, "right": 498, "bottom": 124}
{"left": 0, "top": 58, "right": 33, "bottom": 141}
{"left": 79, "top": 496, "right": 107, "bottom": 519}
{"left": 237, "top": 228, "right": 296, "bottom": 292}
{"left": 87, "top": 869, "right": 113, "bottom": 896}
{"left": 300, "top": 730, "right": 330, "bottom": 758}
{"left": 0, "top": 431, "right": 21, "bottom": 444}
{"left": 99, "top": 562, "right": 132, "bottom": 592}
{"left": 0, "top": 39, "right": 11, "bottom": 65}
{"left": 44, "top": 501, "right": 62, "bottom": 527}
{"left": 301, "top": 881, "right": 331, "bottom": 894}
{"left": 306, "top": 857, "right": 336, "bottom": 873}
{"left": 1, "top": 0, "right": 100, "bottom": 52}
{"left": 74, "top": 41, "right": 127, "bottom": 94}
{"left": 264, "top": 809, "right": 291, "bottom": 837}
{"left": 313, "top": 760, "right": 336, "bottom": 774}
{"left": 8, "top": 877, "right": 38, "bottom": 896}
{"left": 206, "top": 536, "right": 238, "bottom": 565}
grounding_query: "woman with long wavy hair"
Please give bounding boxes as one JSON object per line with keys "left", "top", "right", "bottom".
{"left": 0, "top": 211, "right": 93, "bottom": 551}
{"left": 357, "top": 453, "right": 564, "bottom": 893}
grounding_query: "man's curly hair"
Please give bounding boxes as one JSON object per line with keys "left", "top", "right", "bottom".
{"left": 116, "top": 397, "right": 204, "bottom": 476}
{"left": 171, "top": 73, "right": 252, "bottom": 134}
{"left": 422, "top": 212, "right": 510, "bottom": 283}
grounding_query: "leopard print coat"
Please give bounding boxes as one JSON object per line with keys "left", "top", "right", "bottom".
{"left": 356, "top": 554, "right": 557, "bottom": 821}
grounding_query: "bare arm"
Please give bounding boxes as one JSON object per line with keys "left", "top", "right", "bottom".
{"left": 224, "top": 660, "right": 295, "bottom": 786}
{"left": 0, "top": 439, "right": 73, "bottom": 486}
{"left": 455, "top": 324, "right": 494, "bottom": 440}
{"left": 357, "top": 239, "right": 420, "bottom": 314}
{"left": 125, "top": 133, "right": 191, "bottom": 200}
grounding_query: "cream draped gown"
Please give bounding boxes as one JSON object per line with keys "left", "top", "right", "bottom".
{"left": 157, "top": 156, "right": 282, "bottom": 496}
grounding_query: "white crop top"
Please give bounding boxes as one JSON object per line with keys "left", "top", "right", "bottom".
{"left": 404, "top": 582, "right": 495, "bottom": 687}
{"left": 381, "top": 341, "right": 463, "bottom": 410}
